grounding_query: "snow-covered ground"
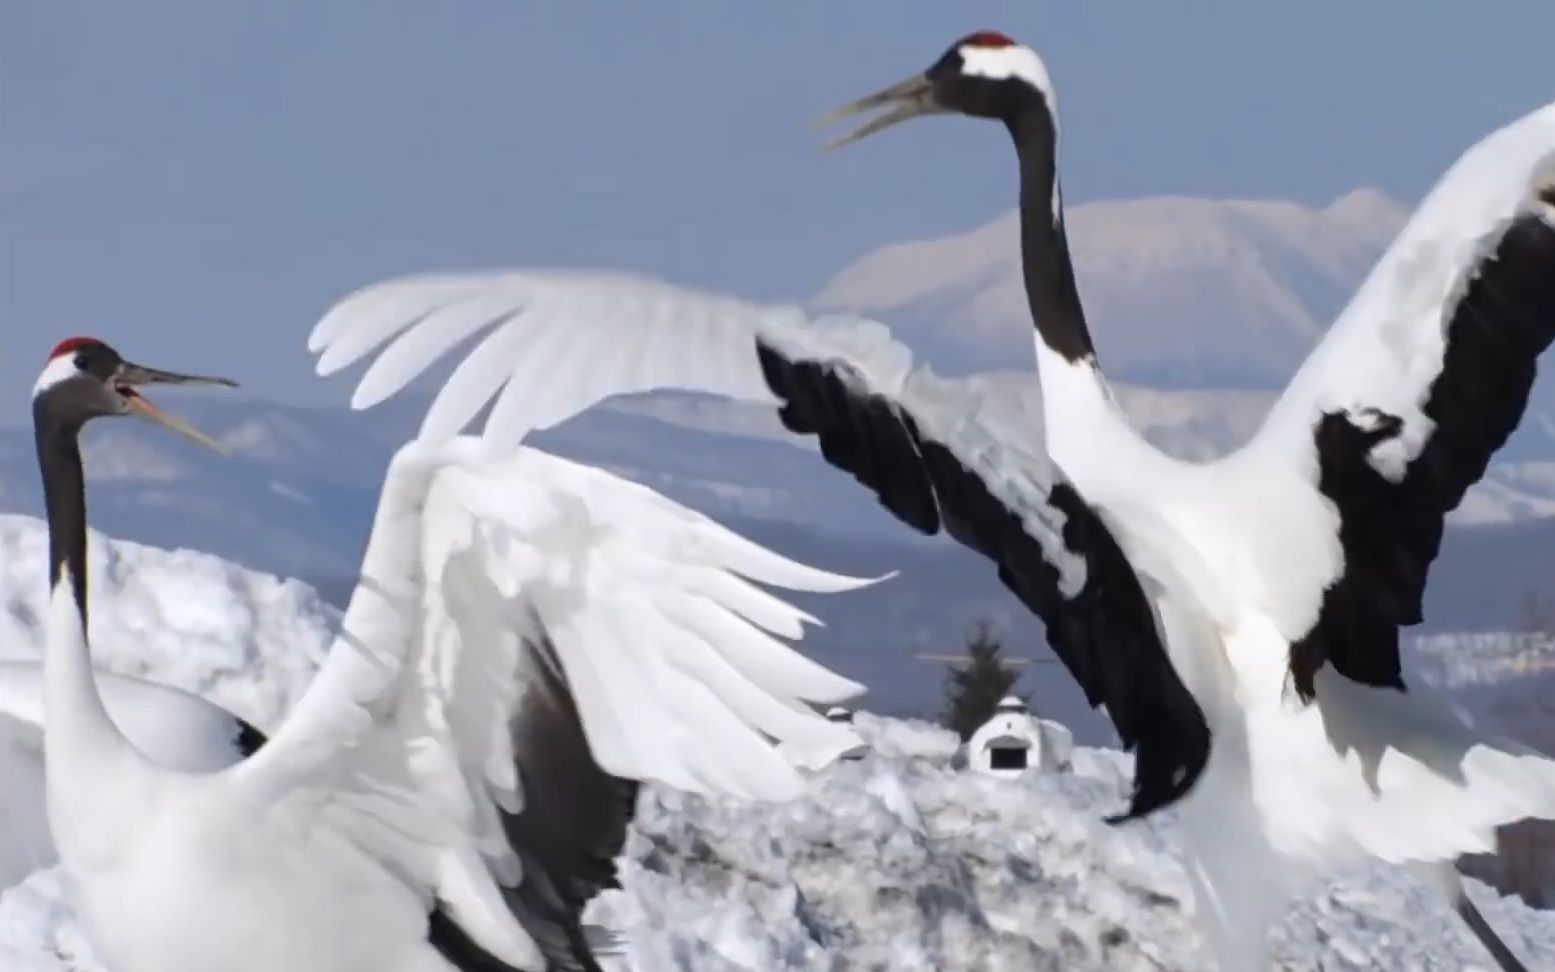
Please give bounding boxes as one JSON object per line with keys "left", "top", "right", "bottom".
{"left": 2, "top": 515, "right": 1553, "bottom": 971}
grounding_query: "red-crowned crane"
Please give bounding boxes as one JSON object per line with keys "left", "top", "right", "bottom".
{"left": 3, "top": 333, "right": 872, "bottom": 972}
{"left": 295, "top": 33, "right": 1555, "bottom": 970}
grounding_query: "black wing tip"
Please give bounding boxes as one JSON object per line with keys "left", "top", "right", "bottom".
{"left": 1285, "top": 653, "right": 1410, "bottom": 706}
{"left": 1107, "top": 718, "right": 1213, "bottom": 824}
{"left": 1104, "top": 770, "right": 1204, "bottom": 825}
{"left": 1287, "top": 640, "right": 1322, "bottom": 703}
{"left": 233, "top": 718, "right": 268, "bottom": 758}
{"left": 1040, "top": 482, "right": 1215, "bottom": 823}
{"left": 756, "top": 337, "right": 944, "bottom": 535}
{"left": 754, "top": 338, "right": 786, "bottom": 393}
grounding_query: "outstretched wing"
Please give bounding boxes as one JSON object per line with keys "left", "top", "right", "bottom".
{"left": 233, "top": 439, "right": 871, "bottom": 970}
{"left": 307, "top": 273, "right": 1210, "bottom": 821}
{"left": 1245, "top": 102, "right": 1555, "bottom": 698}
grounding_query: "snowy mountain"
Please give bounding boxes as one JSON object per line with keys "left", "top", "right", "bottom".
{"left": 1, "top": 524, "right": 1550, "bottom": 972}
{"left": 813, "top": 189, "right": 1409, "bottom": 386}
{"left": 813, "top": 188, "right": 1555, "bottom": 508}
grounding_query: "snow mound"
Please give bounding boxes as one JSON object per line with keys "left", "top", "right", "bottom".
{"left": 0, "top": 514, "right": 333, "bottom": 730}
{"left": 2, "top": 516, "right": 1553, "bottom": 970}
{"left": 591, "top": 715, "right": 1194, "bottom": 971}
{"left": 584, "top": 715, "right": 1555, "bottom": 971}
{"left": 0, "top": 871, "right": 98, "bottom": 972}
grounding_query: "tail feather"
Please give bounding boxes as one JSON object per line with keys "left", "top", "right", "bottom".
{"left": 1311, "top": 670, "right": 1555, "bottom": 863}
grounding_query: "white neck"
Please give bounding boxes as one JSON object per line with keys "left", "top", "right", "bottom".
{"left": 43, "top": 570, "right": 142, "bottom": 849}
{"left": 1032, "top": 338, "right": 1137, "bottom": 479}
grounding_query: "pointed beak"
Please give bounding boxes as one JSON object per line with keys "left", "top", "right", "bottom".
{"left": 112, "top": 361, "right": 238, "bottom": 454}
{"left": 815, "top": 73, "right": 945, "bottom": 152}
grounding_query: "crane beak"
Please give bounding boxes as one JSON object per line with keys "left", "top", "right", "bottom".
{"left": 815, "top": 73, "right": 945, "bottom": 152}
{"left": 112, "top": 361, "right": 238, "bottom": 455}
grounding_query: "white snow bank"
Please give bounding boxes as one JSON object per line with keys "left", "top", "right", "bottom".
{"left": 0, "top": 870, "right": 97, "bottom": 972}
{"left": 2, "top": 516, "right": 1553, "bottom": 970}
{"left": 0, "top": 514, "right": 333, "bottom": 730}
{"left": 592, "top": 714, "right": 1555, "bottom": 971}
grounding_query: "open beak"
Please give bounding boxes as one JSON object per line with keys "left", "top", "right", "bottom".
{"left": 815, "top": 73, "right": 945, "bottom": 152}
{"left": 113, "top": 361, "right": 237, "bottom": 454}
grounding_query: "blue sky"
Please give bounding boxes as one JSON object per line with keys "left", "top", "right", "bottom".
{"left": 5, "top": 2, "right": 1554, "bottom": 406}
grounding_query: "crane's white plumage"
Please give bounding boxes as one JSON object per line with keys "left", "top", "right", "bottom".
{"left": 7, "top": 320, "right": 877, "bottom": 972}
{"left": 1261, "top": 108, "right": 1555, "bottom": 454}
{"left": 239, "top": 438, "right": 869, "bottom": 813}
{"left": 213, "top": 436, "right": 872, "bottom": 970}
{"left": 303, "top": 93, "right": 1555, "bottom": 971}
{"left": 0, "top": 666, "right": 254, "bottom": 889}
{"left": 1226, "top": 103, "right": 1555, "bottom": 663}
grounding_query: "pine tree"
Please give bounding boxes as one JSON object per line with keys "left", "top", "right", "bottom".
{"left": 939, "top": 619, "right": 1025, "bottom": 741}
{"left": 1512, "top": 586, "right": 1555, "bottom": 639}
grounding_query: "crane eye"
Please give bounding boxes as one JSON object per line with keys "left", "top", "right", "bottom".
{"left": 73, "top": 354, "right": 88, "bottom": 370}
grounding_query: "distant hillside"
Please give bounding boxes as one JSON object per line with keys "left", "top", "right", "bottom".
{"left": 812, "top": 188, "right": 1555, "bottom": 510}
{"left": 813, "top": 189, "right": 1408, "bottom": 386}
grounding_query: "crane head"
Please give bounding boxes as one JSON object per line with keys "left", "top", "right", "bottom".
{"left": 817, "top": 31, "right": 1055, "bottom": 151}
{"left": 32, "top": 336, "right": 237, "bottom": 451}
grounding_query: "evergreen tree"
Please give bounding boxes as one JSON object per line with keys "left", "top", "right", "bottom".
{"left": 1512, "top": 586, "right": 1555, "bottom": 640}
{"left": 938, "top": 619, "right": 1025, "bottom": 741}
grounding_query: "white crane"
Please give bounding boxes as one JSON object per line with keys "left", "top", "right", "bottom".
{"left": 299, "top": 31, "right": 1555, "bottom": 970}
{"left": 2, "top": 332, "right": 873, "bottom": 972}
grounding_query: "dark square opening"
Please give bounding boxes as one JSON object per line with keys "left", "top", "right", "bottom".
{"left": 989, "top": 746, "right": 1028, "bottom": 771}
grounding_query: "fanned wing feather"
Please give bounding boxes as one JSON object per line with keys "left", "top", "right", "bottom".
{"left": 1246, "top": 102, "right": 1555, "bottom": 695}
{"left": 312, "top": 271, "right": 782, "bottom": 446}
{"left": 308, "top": 270, "right": 1210, "bottom": 819}
{"left": 231, "top": 438, "right": 871, "bottom": 969}
{"left": 429, "top": 451, "right": 869, "bottom": 797}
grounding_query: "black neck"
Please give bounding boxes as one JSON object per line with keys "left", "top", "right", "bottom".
{"left": 33, "top": 401, "right": 89, "bottom": 623}
{"left": 1006, "top": 107, "right": 1095, "bottom": 363}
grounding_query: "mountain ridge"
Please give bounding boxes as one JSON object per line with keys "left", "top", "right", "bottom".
{"left": 812, "top": 188, "right": 1412, "bottom": 386}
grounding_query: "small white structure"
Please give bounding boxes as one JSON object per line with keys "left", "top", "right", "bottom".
{"left": 967, "top": 697, "right": 1072, "bottom": 778}
{"left": 775, "top": 706, "right": 869, "bottom": 770}
{"left": 825, "top": 706, "right": 870, "bottom": 761}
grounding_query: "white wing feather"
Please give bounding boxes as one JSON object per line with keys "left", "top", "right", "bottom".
{"left": 422, "top": 449, "right": 869, "bottom": 799}
{"left": 1253, "top": 101, "right": 1555, "bottom": 462}
{"left": 313, "top": 271, "right": 797, "bottom": 446}
{"left": 228, "top": 436, "right": 872, "bottom": 964}
{"left": 309, "top": 272, "right": 1081, "bottom": 593}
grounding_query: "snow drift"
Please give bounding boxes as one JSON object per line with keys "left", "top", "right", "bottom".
{"left": 1, "top": 515, "right": 1552, "bottom": 970}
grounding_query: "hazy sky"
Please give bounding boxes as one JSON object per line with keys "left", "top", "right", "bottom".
{"left": 5, "top": 2, "right": 1554, "bottom": 406}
